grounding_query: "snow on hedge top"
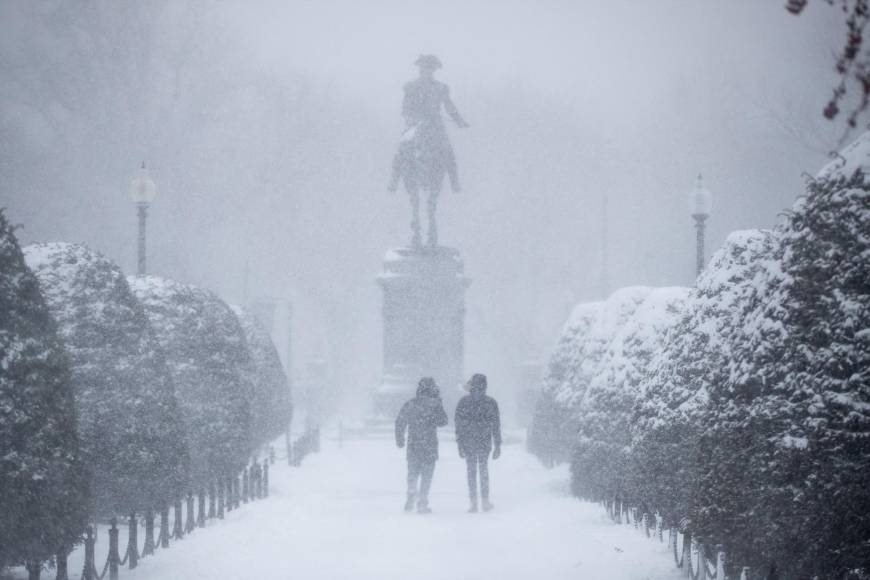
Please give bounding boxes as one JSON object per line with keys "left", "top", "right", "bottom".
{"left": 726, "top": 147, "right": 870, "bottom": 443}
{"left": 816, "top": 130, "right": 870, "bottom": 181}
{"left": 129, "top": 275, "right": 252, "bottom": 481}
{"left": 231, "top": 305, "right": 292, "bottom": 447}
{"left": 541, "top": 301, "right": 604, "bottom": 399}
{"left": 24, "top": 242, "right": 187, "bottom": 513}
{"left": 632, "top": 230, "right": 781, "bottom": 435}
{"left": 549, "top": 287, "right": 652, "bottom": 409}
{"left": 578, "top": 287, "right": 688, "bottom": 446}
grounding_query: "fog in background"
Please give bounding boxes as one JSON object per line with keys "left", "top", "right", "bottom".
{"left": 0, "top": 1, "right": 844, "bottom": 419}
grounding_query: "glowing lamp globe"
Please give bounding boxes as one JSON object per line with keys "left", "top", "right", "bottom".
{"left": 688, "top": 174, "right": 712, "bottom": 219}
{"left": 130, "top": 162, "right": 157, "bottom": 204}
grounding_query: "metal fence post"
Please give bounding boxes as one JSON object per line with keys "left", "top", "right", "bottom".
{"left": 55, "top": 547, "right": 69, "bottom": 580}
{"left": 82, "top": 526, "right": 95, "bottom": 580}
{"left": 186, "top": 492, "right": 195, "bottom": 532}
{"left": 160, "top": 505, "right": 170, "bottom": 548}
{"left": 128, "top": 512, "right": 138, "bottom": 569}
{"left": 682, "top": 532, "right": 692, "bottom": 578}
{"left": 208, "top": 483, "right": 216, "bottom": 519}
{"left": 108, "top": 518, "right": 120, "bottom": 580}
{"left": 198, "top": 489, "right": 206, "bottom": 527}
{"left": 173, "top": 499, "right": 184, "bottom": 539}
{"left": 25, "top": 560, "right": 41, "bottom": 580}
{"left": 143, "top": 509, "right": 155, "bottom": 556}
{"left": 217, "top": 479, "right": 225, "bottom": 519}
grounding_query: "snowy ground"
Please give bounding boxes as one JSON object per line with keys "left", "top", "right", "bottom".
{"left": 8, "top": 432, "right": 682, "bottom": 580}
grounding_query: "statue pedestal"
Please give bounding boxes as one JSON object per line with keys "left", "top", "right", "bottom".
{"left": 372, "top": 246, "right": 471, "bottom": 420}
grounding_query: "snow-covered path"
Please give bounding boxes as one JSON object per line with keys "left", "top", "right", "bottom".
{"left": 121, "top": 434, "right": 681, "bottom": 580}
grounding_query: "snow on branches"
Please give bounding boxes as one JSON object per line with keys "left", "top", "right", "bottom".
{"left": 0, "top": 214, "right": 88, "bottom": 568}
{"left": 532, "top": 131, "right": 869, "bottom": 577}
{"left": 231, "top": 305, "right": 293, "bottom": 451}
{"left": 129, "top": 276, "right": 252, "bottom": 487}
{"left": 24, "top": 243, "right": 188, "bottom": 517}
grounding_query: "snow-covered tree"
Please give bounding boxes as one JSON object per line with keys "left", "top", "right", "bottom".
{"left": 0, "top": 215, "right": 88, "bottom": 569}
{"left": 24, "top": 243, "right": 187, "bottom": 517}
{"left": 529, "top": 301, "right": 603, "bottom": 464}
{"left": 571, "top": 287, "right": 688, "bottom": 503}
{"left": 129, "top": 276, "right": 252, "bottom": 487}
{"left": 627, "top": 229, "right": 780, "bottom": 526}
{"left": 530, "top": 288, "right": 651, "bottom": 465}
{"left": 231, "top": 305, "right": 292, "bottom": 450}
{"left": 695, "top": 133, "right": 870, "bottom": 578}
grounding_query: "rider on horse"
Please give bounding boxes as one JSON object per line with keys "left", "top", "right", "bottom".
{"left": 389, "top": 54, "right": 469, "bottom": 194}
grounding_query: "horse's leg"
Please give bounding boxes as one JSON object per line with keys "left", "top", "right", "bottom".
{"left": 426, "top": 183, "right": 439, "bottom": 248}
{"left": 409, "top": 183, "right": 422, "bottom": 250}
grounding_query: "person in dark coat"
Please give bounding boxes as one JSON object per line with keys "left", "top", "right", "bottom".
{"left": 395, "top": 377, "right": 449, "bottom": 513}
{"left": 455, "top": 373, "right": 502, "bottom": 512}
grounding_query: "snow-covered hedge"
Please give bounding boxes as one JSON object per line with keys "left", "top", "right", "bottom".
{"left": 528, "top": 288, "right": 651, "bottom": 463}
{"left": 691, "top": 139, "right": 870, "bottom": 578}
{"left": 571, "top": 287, "right": 688, "bottom": 502}
{"left": 129, "top": 276, "right": 252, "bottom": 488}
{"left": 24, "top": 243, "right": 188, "bottom": 518}
{"left": 0, "top": 214, "right": 88, "bottom": 569}
{"left": 533, "top": 132, "right": 870, "bottom": 578}
{"left": 627, "top": 229, "right": 780, "bottom": 524}
{"left": 231, "top": 305, "right": 292, "bottom": 449}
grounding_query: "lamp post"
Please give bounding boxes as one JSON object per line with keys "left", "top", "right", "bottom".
{"left": 130, "top": 162, "right": 157, "bottom": 276}
{"left": 688, "top": 174, "right": 713, "bottom": 277}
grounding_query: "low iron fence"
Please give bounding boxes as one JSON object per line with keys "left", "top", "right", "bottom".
{"left": 602, "top": 499, "right": 756, "bottom": 580}
{"left": 24, "top": 455, "right": 273, "bottom": 580}
{"left": 23, "top": 425, "right": 324, "bottom": 580}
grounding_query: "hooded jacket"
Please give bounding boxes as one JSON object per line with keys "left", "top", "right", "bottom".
{"left": 395, "top": 383, "right": 448, "bottom": 463}
{"left": 455, "top": 383, "right": 502, "bottom": 454}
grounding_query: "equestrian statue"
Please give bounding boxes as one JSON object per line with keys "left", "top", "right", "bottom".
{"left": 389, "top": 54, "right": 469, "bottom": 249}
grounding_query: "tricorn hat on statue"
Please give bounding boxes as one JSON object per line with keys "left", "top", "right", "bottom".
{"left": 415, "top": 54, "right": 442, "bottom": 70}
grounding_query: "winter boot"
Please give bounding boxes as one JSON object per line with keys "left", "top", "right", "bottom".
{"left": 482, "top": 499, "right": 494, "bottom": 512}
{"left": 468, "top": 500, "right": 479, "bottom": 513}
{"left": 404, "top": 495, "right": 415, "bottom": 513}
{"left": 417, "top": 502, "right": 432, "bottom": 514}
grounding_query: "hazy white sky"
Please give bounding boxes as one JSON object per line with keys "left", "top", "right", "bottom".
{"left": 0, "top": 0, "right": 849, "bottom": 415}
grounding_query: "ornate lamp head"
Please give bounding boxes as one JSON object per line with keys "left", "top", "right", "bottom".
{"left": 130, "top": 161, "right": 157, "bottom": 205}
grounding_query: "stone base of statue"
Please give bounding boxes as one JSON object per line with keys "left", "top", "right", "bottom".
{"left": 371, "top": 245, "right": 471, "bottom": 420}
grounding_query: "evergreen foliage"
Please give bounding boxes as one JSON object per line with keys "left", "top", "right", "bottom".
{"left": 695, "top": 145, "right": 870, "bottom": 578}
{"left": 0, "top": 213, "right": 88, "bottom": 568}
{"left": 129, "top": 276, "right": 252, "bottom": 487}
{"left": 231, "top": 305, "right": 293, "bottom": 449}
{"left": 24, "top": 243, "right": 188, "bottom": 517}
{"left": 532, "top": 130, "right": 869, "bottom": 579}
{"left": 572, "top": 287, "right": 687, "bottom": 504}
{"left": 628, "top": 230, "right": 780, "bottom": 526}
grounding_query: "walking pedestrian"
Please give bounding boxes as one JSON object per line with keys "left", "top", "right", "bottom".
{"left": 455, "top": 373, "right": 502, "bottom": 513}
{"left": 395, "top": 377, "right": 449, "bottom": 513}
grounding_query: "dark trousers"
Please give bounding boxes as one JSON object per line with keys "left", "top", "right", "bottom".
{"left": 407, "top": 457, "right": 436, "bottom": 506}
{"left": 465, "top": 451, "right": 490, "bottom": 502}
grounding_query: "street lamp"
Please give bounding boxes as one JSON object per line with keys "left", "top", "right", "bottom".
{"left": 130, "top": 162, "right": 157, "bottom": 276}
{"left": 688, "top": 174, "right": 713, "bottom": 277}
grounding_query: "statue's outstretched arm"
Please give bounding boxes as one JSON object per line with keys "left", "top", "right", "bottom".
{"left": 444, "top": 86, "right": 469, "bottom": 128}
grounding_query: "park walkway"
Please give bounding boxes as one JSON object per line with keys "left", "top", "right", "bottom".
{"left": 119, "top": 432, "right": 682, "bottom": 580}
